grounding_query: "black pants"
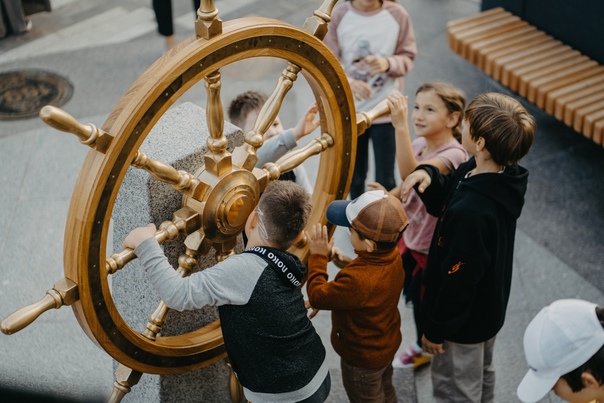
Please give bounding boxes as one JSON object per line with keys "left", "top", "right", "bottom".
{"left": 152, "top": 0, "right": 201, "bottom": 36}
{"left": 349, "top": 122, "right": 397, "bottom": 200}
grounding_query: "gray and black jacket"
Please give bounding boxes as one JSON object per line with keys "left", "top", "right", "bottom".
{"left": 136, "top": 239, "right": 328, "bottom": 402}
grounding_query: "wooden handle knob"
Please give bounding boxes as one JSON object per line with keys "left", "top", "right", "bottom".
{"left": 39, "top": 105, "right": 96, "bottom": 143}
{"left": 0, "top": 291, "right": 61, "bottom": 335}
{"left": 356, "top": 99, "right": 391, "bottom": 136}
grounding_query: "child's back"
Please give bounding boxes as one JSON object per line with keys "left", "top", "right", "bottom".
{"left": 306, "top": 190, "right": 409, "bottom": 402}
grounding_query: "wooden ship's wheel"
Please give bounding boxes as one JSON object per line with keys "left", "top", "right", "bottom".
{"left": 0, "top": 0, "right": 390, "bottom": 401}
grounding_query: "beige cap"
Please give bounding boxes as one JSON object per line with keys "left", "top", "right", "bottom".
{"left": 326, "top": 190, "right": 409, "bottom": 242}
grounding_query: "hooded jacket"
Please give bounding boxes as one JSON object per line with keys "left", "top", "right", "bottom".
{"left": 135, "top": 240, "right": 328, "bottom": 402}
{"left": 416, "top": 157, "right": 529, "bottom": 344}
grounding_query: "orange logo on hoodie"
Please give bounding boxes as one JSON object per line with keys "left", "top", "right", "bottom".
{"left": 448, "top": 261, "right": 465, "bottom": 274}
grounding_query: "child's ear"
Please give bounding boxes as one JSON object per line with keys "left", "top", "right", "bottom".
{"left": 364, "top": 239, "right": 376, "bottom": 253}
{"left": 247, "top": 210, "right": 258, "bottom": 229}
{"left": 475, "top": 136, "right": 486, "bottom": 152}
{"left": 447, "top": 111, "right": 461, "bottom": 129}
{"left": 581, "top": 371, "right": 600, "bottom": 390}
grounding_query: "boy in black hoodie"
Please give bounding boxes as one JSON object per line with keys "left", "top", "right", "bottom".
{"left": 124, "top": 181, "right": 329, "bottom": 403}
{"left": 401, "top": 92, "right": 536, "bottom": 402}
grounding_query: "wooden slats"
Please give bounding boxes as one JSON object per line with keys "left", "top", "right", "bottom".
{"left": 447, "top": 7, "right": 604, "bottom": 147}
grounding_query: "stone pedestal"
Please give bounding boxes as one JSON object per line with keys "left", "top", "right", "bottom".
{"left": 111, "top": 102, "right": 244, "bottom": 402}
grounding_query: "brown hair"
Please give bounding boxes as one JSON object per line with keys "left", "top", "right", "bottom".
{"left": 416, "top": 82, "right": 466, "bottom": 142}
{"left": 464, "top": 93, "right": 536, "bottom": 166}
{"left": 227, "top": 90, "right": 268, "bottom": 129}
{"left": 257, "top": 181, "right": 312, "bottom": 250}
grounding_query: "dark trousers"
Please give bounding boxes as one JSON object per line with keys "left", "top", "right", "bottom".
{"left": 341, "top": 359, "right": 397, "bottom": 403}
{"left": 349, "top": 122, "right": 397, "bottom": 200}
{"left": 0, "top": 0, "right": 27, "bottom": 36}
{"left": 152, "top": 0, "right": 201, "bottom": 36}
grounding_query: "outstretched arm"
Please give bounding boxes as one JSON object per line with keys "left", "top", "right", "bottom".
{"left": 292, "top": 102, "right": 320, "bottom": 141}
{"left": 123, "top": 223, "right": 157, "bottom": 249}
{"left": 388, "top": 93, "right": 416, "bottom": 180}
{"left": 389, "top": 93, "right": 458, "bottom": 180}
{"left": 400, "top": 169, "right": 431, "bottom": 203}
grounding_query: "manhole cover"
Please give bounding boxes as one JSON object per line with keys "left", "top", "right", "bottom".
{"left": 0, "top": 69, "right": 74, "bottom": 120}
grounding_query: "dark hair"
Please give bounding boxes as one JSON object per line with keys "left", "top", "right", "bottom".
{"left": 561, "top": 306, "right": 604, "bottom": 391}
{"left": 464, "top": 93, "right": 536, "bottom": 166}
{"left": 416, "top": 82, "right": 466, "bottom": 142}
{"left": 227, "top": 90, "right": 268, "bottom": 129}
{"left": 257, "top": 181, "right": 312, "bottom": 250}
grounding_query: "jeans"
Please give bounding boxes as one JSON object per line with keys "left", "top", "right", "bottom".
{"left": 349, "top": 122, "right": 397, "bottom": 200}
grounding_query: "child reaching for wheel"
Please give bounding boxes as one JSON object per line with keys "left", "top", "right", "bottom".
{"left": 124, "top": 181, "right": 330, "bottom": 402}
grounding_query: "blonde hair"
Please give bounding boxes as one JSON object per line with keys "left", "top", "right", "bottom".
{"left": 465, "top": 93, "right": 536, "bottom": 166}
{"left": 416, "top": 82, "right": 466, "bottom": 142}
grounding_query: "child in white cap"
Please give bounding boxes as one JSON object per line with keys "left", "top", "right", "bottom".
{"left": 517, "top": 298, "right": 604, "bottom": 403}
{"left": 306, "top": 189, "right": 409, "bottom": 402}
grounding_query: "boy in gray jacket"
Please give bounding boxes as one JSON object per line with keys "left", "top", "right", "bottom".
{"left": 124, "top": 181, "right": 330, "bottom": 402}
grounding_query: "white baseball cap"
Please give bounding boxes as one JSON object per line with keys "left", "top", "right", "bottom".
{"left": 326, "top": 190, "right": 408, "bottom": 243}
{"left": 517, "top": 299, "right": 604, "bottom": 402}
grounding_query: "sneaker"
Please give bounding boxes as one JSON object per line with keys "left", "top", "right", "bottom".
{"left": 393, "top": 343, "right": 431, "bottom": 369}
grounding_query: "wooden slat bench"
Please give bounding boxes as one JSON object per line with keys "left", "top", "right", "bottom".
{"left": 447, "top": 7, "right": 604, "bottom": 146}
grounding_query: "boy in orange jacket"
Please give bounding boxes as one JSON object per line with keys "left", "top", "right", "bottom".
{"left": 306, "top": 190, "right": 409, "bottom": 402}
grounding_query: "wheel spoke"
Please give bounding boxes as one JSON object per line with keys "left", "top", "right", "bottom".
{"left": 356, "top": 99, "right": 392, "bottom": 136}
{"left": 39, "top": 105, "right": 113, "bottom": 153}
{"left": 303, "top": 0, "right": 339, "bottom": 40}
{"left": 108, "top": 363, "right": 142, "bottom": 403}
{"left": 131, "top": 151, "right": 210, "bottom": 199}
{"left": 204, "top": 70, "right": 233, "bottom": 177}
{"left": 262, "top": 132, "right": 334, "bottom": 180}
{"left": 233, "top": 62, "right": 302, "bottom": 171}
{"left": 0, "top": 278, "right": 78, "bottom": 335}
{"left": 106, "top": 208, "right": 202, "bottom": 274}
{"left": 195, "top": 0, "right": 222, "bottom": 39}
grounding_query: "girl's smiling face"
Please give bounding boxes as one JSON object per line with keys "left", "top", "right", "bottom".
{"left": 411, "top": 90, "right": 456, "bottom": 140}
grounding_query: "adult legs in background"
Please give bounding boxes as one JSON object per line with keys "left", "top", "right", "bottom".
{"left": 431, "top": 337, "right": 496, "bottom": 403}
{"left": 152, "top": 0, "right": 175, "bottom": 49}
{"left": 350, "top": 128, "right": 370, "bottom": 200}
{"left": 0, "top": 0, "right": 30, "bottom": 36}
{"left": 152, "top": 0, "right": 199, "bottom": 50}
{"left": 370, "top": 122, "right": 397, "bottom": 192}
